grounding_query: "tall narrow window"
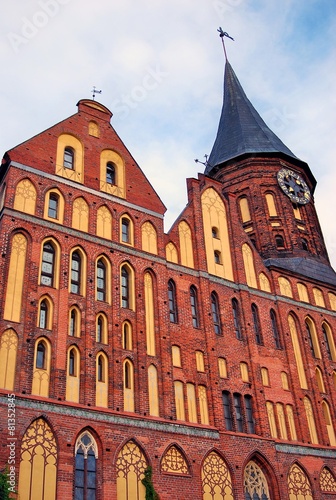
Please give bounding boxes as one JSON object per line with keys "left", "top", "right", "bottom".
{"left": 270, "top": 309, "right": 281, "bottom": 348}
{"left": 97, "top": 316, "right": 103, "bottom": 343}
{"left": 244, "top": 395, "right": 255, "bottom": 434}
{"left": 121, "top": 266, "right": 129, "bottom": 308}
{"left": 122, "top": 322, "right": 132, "bottom": 350}
{"left": 233, "top": 393, "right": 244, "bottom": 432}
{"left": 39, "top": 299, "right": 48, "bottom": 329}
{"left": 71, "top": 251, "right": 81, "bottom": 294}
{"left": 48, "top": 193, "right": 58, "bottom": 219}
{"left": 69, "top": 308, "right": 79, "bottom": 337}
{"left": 251, "top": 304, "right": 263, "bottom": 345}
{"left": 222, "top": 391, "right": 233, "bottom": 431}
{"left": 305, "top": 318, "right": 321, "bottom": 359}
{"left": 121, "top": 217, "right": 130, "bottom": 243}
{"left": 190, "top": 286, "right": 199, "bottom": 328}
{"left": 211, "top": 292, "right": 221, "bottom": 334}
{"left": 232, "top": 298, "right": 242, "bottom": 340}
{"left": 96, "top": 259, "right": 106, "bottom": 301}
{"left": 106, "top": 162, "right": 116, "bottom": 184}
{"left": 75, "top": 432, "right": 97, "bottom": 500}
{"left": 322, "top": 322, "right": 336, "bottom": 361}
{"left": 168, "top": 279, "right": 178, "bottom": 323}
{"left": 36, "top": 341, "right": 46, "bottom": 369}
{"left": 40, "top": 242, "right": 55, "bottom": 287}
{"left": 63, "top": 147, "right": 74, "bottom": 169}
{"left": 69, "top": 349, "right": 76, "bottom": 376}
{"left": 275, "top": 234, "right": 285, "bottom": 248}
{"left": 97, "top": 355, "right": 104, "bottom": 382}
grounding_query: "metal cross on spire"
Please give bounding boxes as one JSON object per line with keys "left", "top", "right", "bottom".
{"left": 91, "top": 86, "right": 102, "bottom": 101}
{"left": 217, "top": 27, "right": 234, "bottom": 61}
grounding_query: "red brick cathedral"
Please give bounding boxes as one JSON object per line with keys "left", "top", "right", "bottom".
{"left": 0, "top": 55, "right": 336, "bottom": 500}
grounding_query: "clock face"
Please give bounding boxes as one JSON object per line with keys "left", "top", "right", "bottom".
{"left": 277, "top": 168, "right": 311, "bottom": 205}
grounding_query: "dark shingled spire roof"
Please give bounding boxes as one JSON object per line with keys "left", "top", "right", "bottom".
{"left": 205, "top": 60, "right": 304, "bottom": 176}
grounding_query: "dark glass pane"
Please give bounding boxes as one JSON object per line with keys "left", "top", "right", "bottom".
{"left": 122, "top": 219, "right": 129, "bottom": 243}
{"left": 36, "top": 343, "right": 45, "bottom": 369}
{"left": 64, "top": 148, "right": 74, "bottom": 169}
{"left": 234, "top": 393, "right": 244, "bottom": 432}
{"left": 232, "top": 299, "right": 242, "bottom": 340}
{"left": 322, "top": 325, "right": 332, "bottom": 360}
{"left": 106, "top": 162, "right": 115, "bottom": 185}
{"left": 270, "top": 310, "right": 281, "bottom": 349}
{"left": 252, "top": 305, "right": 262, "bottom": 345}
{"left": 48, "top": 195, "right": 58, "bottom": 219}
{"left": 190, "top": 287, "right": 199, "bottom": 328}
{"left": 168, "top": 280, "right": 177, "bottom": 323}
{"left": 121, "top": 267, "right": 129, "bottom": 308}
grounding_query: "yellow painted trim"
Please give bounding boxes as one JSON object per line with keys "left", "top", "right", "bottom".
{"left": 278, "top": 277, "right": 293, "bottom": 298}
{"left": 165, "top": 242, "right": 178, "bottom": 263}
{"left": 141, "top": 221, "right": 158, "bottom": 254}
{"left": 313, "top": 287, "right": 325, "bottom": 307}
{"left": 266, "top": 401, "right": 277, "bottom": 438}
{"left": 261, "top": 367, "right": 269, "bottom": 386}
{"left": 172, "top": 345, "right": 181, "bottom": 367}
{"left": 178, "top": 220, "right": 194, "bottom": 269}
{"left": 286, "top": 405, "right": 297, "bottom": 441}
{"left": 122, "top": 321, "right": 132, "bottom": 350}
{"left": 72, "top": 196, "right": 89, "bottom": 232}
{"left": 100, "top": 149, "right": 125, "bottom": 198}
{"left": 37, "top": 295, "right": 54, "bottom": 330}
{"left": 32, "top": 338, "right": 51, "bottom": 397}
{"left": 95, "top": 255, "right": 112, "bottom": 304}
{"left": 96, "top": 352, "right": 108, "bottom": 407}
{"left": 242, "top": 243, "right": 257, "bottom": 288}
{"left": 43, "top": 188, "right": 65, "bottom": 224}
{"left": 14, "top": 178, "right": 36, "bottom": 215}
{"left": 69, "top": 247, "right": 87, "bottom": 297}
{"left": 88, "top": 120, "right": 99, "bottom": 137}
{"left": 322, "top": 322, "right": 336, "bottom": 361}
{"left": 56, "top": 133, "right": 84, "bottom": 183}
{"left": 288, "top": 314, "right": 308, "bottom": 389}
{"left": 96, "top": 205, "right": 112, "bottom": 239}
{"left": 322, "top": 401, "right": 336, "bottom": 446}
{"left": 297, "top": 283, "right": 309, "bottom": 303}
{"left": 174, "top": 380, "right": 185, "bottom": 421}
{"left": 69, "top": 306, "right": 81, "bottom": 337}
{"left": 276, "top": 402, "right": 288, "bottom": 440}
{"left": 239, "top": 197, "right": 251, "bottom": 222}
{"left": 305, "top": 316, "right": 322, "bottom": 359}
{"left": 304, "top": 396, "right": 319, "bottom": 444}
{"left": 0, "top": 329, "right": 18, "bottom": 390}
{"left": 259, "top": 272, "right": 271, "bottom": 292}
{"left": 38, "top": 237, "right": 61, "bottom": 290}
{"left": 66, "top": 346, "right": 80, "bottom": 402}
{"left": 281, "top": 371, "right": 289, "bottom": 390}
{"left": 196, "top": 351, "right": 205, "bottom": 372}
{"left": 265, "top": 193, "right": 277, "bottom": 216}
{"left": 315, "top": 367, "right": 325, "bottom": 393}
{"left": 148, "top": 364, "right": 159, "bottom": 417}
{"left": 218, "top": 357, "right": 227, "bottom": 378}
{"left": 4, "top": 233, "right": 27, "bottom": 322}
{"left": 186, "top": 383, "right": 197, "bottom": 423}
{"left": 123, "top": 359, "right": 135, "bottom": 412}
{"left": 120, "top": 263, "right": 135, "bottom": 310}
{"left": 144, "top": 272, "right": 155, "bottom": 355}
{"left": 198, "top": 385, "right": 209, "bottom": 425}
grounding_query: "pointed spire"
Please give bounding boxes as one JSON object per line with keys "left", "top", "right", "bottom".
{"left": 205, "top": 60, "right": 303, "bottom": 176}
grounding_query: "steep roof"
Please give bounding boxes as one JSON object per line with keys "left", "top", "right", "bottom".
{"left": 205, "top": 61, "right": 306, "bottom": 176}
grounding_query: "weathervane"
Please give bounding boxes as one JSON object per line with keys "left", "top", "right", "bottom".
{"left": 217, "top": 27, "right": 234, "bottom": 61}
{"left": 194, "top": 154, "right": 210, "bottom": 167}
{"left": 91, "top": 86, "right": 102, "bottom": 101}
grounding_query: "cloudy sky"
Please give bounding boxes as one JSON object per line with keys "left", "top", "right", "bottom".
{"left": 1, "top": 0, "right": 335, "bottom": 264}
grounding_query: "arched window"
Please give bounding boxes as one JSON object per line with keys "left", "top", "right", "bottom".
{"left": 187, "top": 383, "right": 197, "bottom": 423}
{"left": 36, "top": 341, "right": 46, "bottom": 369}
{"left": 240, "top": 362, "right": 249, "bottom": 382}
{"left": 320, "top": 467, "right": 336, "bottom": 493}
{"left": 265, "top": 192, "right": 277, "bottom": 216}
{"left": 201, "top": 452, "right": 234, "bottom": 499}
{"left": 97, "top": 354, "right": 105, "bottom": 382}
{"left": 161, "top": 445, "right": 189, "bottom": 475}
{"left": 232, "top": 298, "right": 242, "bottom": 340}
{"left": 239, "top": 196, "right": 251, "bottom": 222}
{"left": 244, "top": 395, "right": 255, "bottom": 433}
{"left": 148, "top": 364, "right": 159, "bottom": 417}
{"left": 75, "top": 432, "right": 98, "bottom": 499}
{"left": 168, "top": 279, "right": 178, "bottom": 323}
{"left": 40, "top": 242, "right": 55, "bottom": 287}
{"left": 198, "top": 385, "right": 209, "bottom": 425}
{"left": 96, "top": 352, "right": 108, "bottom": 407}
{"left": 276, "top": 402, "right": 288, "bottom": 439}
{"left": 305, "top": 318, "right": 321, "bottom": 359}
{"left": 261, "top": 367, "right": 270, "bottom": 386}
{"left": 63, "top": 146, "right": 74, "bottom": 169}
{"left": 214, "top": 250, "right": 221, "bottom": 264}
{"left": 70, "top": 251, "right": 81, "bottom": 294}
{"left": 304, "top": 396, "right": 318, "bottom": 444}
{"left": 174, "top": 381, "right": 185, "bottom": 421}
{"left": 106, "top": 162, "right": 116, "bottom": 184}
{"left": 322, "top": 322, "right": 336, "bottom": 361}
{"left": 122, "top": 322, "right": 132, "bottom": 350}
{"left": 322, "top": 400, "right": 336, "bottom": 446}
{"left": 48, "top": 193, "right": 59, "bottom": 219}
{"left": 266, "top": 401, "right": 277, "bottom": 438}
{"left": 315, "top": 367, "right": 325, "bottom": 393}
{"left": 69, "top": 349, "right": 76, "bottom": 376}
{"left": 218, "top": 357, "right": 227, "bottom": 378}
{"left": 252, "top": 304, "right": 263, "bottom": 345}
{"left": 0, "top": 329, "right": 18, "bottom": 390}
{"left": 32, "top": 338, "right": 50, "bottom": 397}
{"left": 287, "top": 463, "right": 313, "bottom": 499}
{"left": 121, "top": 265, "right": 130, "bottom": 308}
{"left": 69, "top": 307, "right": 80, "bottom": 337}
{"left": 244, "top": 460, "right": 271, "bottom": 500}
{"left": 222, "top": 391, "right": 233, "bottom": 430}
{"left": 190, "top": 286, "right": 199, "bottom": 328}
{"left": 96, "top": 258, "right": 106, "bottom": 301}
{"left": 233, "top": 393, "right": 244, "bottom": 432}
{"left": 96, "top": 314, "right": 107, "bottom": 344}
{"left": 195, "top": 351, "right": 205, "bottom": 372}
{"left": 211, "top": 292, "right": 221, "bottom": 334}
{"left": 39, "top": 299, "right": 49, "bottom": 329}
{"left": 302, "top": 238, "right": 309, "bottom": 251}
{"left": 66, "top": 346, "right": 80, "bottom": 402}
{"left": 116, "top": 441, "right": 147, "bottom": 500}
{"left": 212, "top": 226, "right": 219, "bottom": 238}
{"left": 278, "top": 276, "right": 293, "bottom": 297}
{"left": 18, "top": 419, "right": 57, "bottom": 500}
{"left": 270, "top": 309, "right": 281, "bottom": 348}
{"left": 123, "top": 360, "right": 134, "bottom": 412}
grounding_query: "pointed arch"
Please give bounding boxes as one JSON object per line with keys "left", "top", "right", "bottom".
{"left": 144, "top": 271, "right": 155, "bottom": 355}
{"left": 244, "top": 459, "right": 271, "bottom": 500}
{"left": 313, "top": 287, "right": 325, "bottom": 307}
{"left": 96, "top": 313, "right": 108, "bottom": 344}
{"left": 178, "top": 220, "right": 195, "bottom": 268}
{"left": 120, "top": 213, "right": 134, "bottom": 245}
{"left": 39, "top": 237, "right": 61, "bottom": 289}
{"left": 96, "top": 255, "right": 111, "bottom": 303}
{"left": 37, "top": 295, "right": 53, "bottom": 330}
{"left": 96, "top": 351, "right": 108, "bottom": 407}
{"left": 18, "top": 417, "right": 57, "bottom": 500}
{"left": 315, "top": 367, "right": 325, "bottom": 393}
{"left": 303, "top": 396, "right": 318, "bottom": 444}
{"left": 297, "top": 283, "right": 309, "bottom": 303}
{"left": 96, "top": 205, "right": 112, "bottom": 239}
{"left": 201, "top": 450, "right": 234, "bottom": 500}
{"left": 288, "top": 314, "right": 308, "bottom": 389}
{"left": 148, "top": 364, "right": 159, "bottom": 417}
{"left": 0, "top": 328, "right": 18, "bottom": 390}
{"left": 4, "top": 232, "right": 27, "bottom": 322}
{"left": 242, "top": 243, "right": 257, "bottom": 288}
{"left": 116, "top": 440, "right": 148, "bottom": 500}
{"left": 174, "top": 380, "right": 185, "bottom": 421}
{"left": 321, "top": 400, "right": 336, "bottom": 446}
{"left": 239, "top": 196, "right": 251, "bottom": 222}
{"left": 322, "top": 321, "right": 336, "bottom": 361}
{"left": 161, "top": 444, "right": 189, "bottom": 475}
{"left": 66, "top": 345, "right": 80, "bottom": 403}
{"left": 68, "top": 305, "right": 81, "bottom": 337}
{"left": 141, "top": 221, "right": 158, "bottom": 254}
{"left": 14, "top": 178, "right": 37, "bottom": 214}
{"left": 320, "top": 466, "right": 336, "bottom": 493}
{"left": 69, "top": 246, "right": 87, "bottom": 296}
{"left": 74, "top": 430, "right": 98, "bottom": 499}
{"left": 201, "top": 187, "right": 233, "bottom": 280}
{"left": 198, "top": 385, "right": 209, "bottom": 425}
{"left": 100, "top": 149, "right": 125, "bottom": 198}
{"left": 123, "top": 359, "right": 134, "bottom": 412}
{"left": 121, "top": 262, "right": 135, "bottom": 310}
{"left": 265, "top": 192, "right": 277, "bottom": 216}
{"left": 32, "top": 337, "right": 51, "bottom": 397}
{"left": 259, "top": 272, "right": 271, "bottom": 292}
{"left": 278, "top": 276, "right": 293, "bottom": 297}
{"left": 165, "top": 241, "right": 178, "bottom": 263}
{"left": 305, "top": 316, "right": 321, "bottom": 359}
{"left": 72, "top": 196, "right": 89, "bottom": 232}
{"left": 287, "top": 462, "right": 313, "bottom": 500}
{"left": 122, "top": 321, "right": 132, "bottom": 350}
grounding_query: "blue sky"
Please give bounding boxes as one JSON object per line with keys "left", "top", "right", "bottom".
{"left": 1, "top": 0, "right": 336, "bottom": 264}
